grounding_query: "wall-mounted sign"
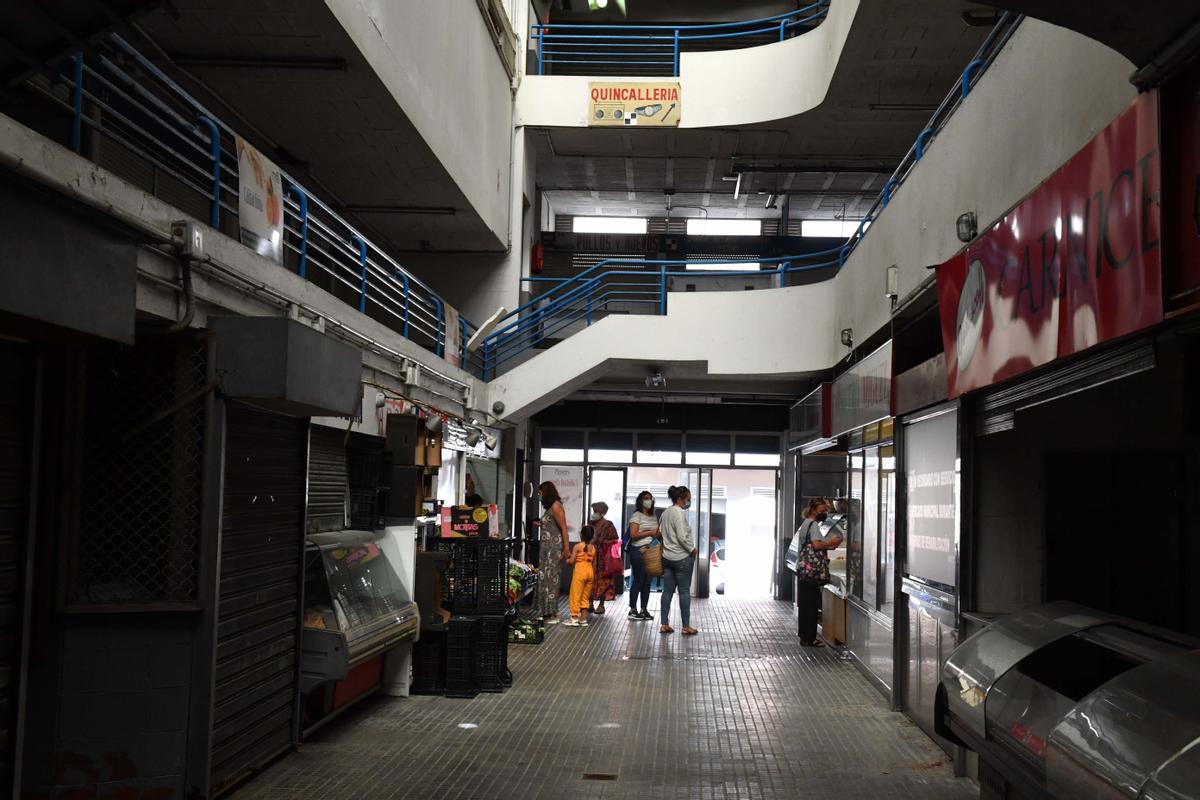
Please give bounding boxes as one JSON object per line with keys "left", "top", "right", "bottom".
{"left": 936, "top": 92, "right": 1162, "bottom": 398}
{"left": 235, "top": 136, "right": 283, "bottom": 264}
{"left": 831, "top": 342, "right": 892, "bottom": 436}
{"left": 904, "top": 409, "right": 959, "bottom": 589}
{"left": 588, "top": 82, "right": 680, "bottom": 127}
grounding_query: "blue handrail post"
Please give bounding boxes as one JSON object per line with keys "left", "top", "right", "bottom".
{"left": 286, "top": 182, "right": 309, "bottom": 278}
{"left": 779, "top": 19, "right": 787, "bottom": 41}
{"left": 586, "top": 298, "right": 592, "bottom": 326}
{"left": 915, "top": 128, "right": 934, "bottom": 161}
{"left": 353, "top": 235, "right": 368, "bottom": 312}
{"left": 69, "top": 51, "right": 83, "bottom": 153}
{"left": 659, "top": 266, "right": 668, "bottom": 314}
{"left": 673, "top": 30, "right": 680, "bottom": 76}
{"left": 482, "top": 340, "right": 491, "bottom": 381}
{"left": 197, "top": 115, "right": 221, "bottom": 229}
{"left": 459, "top": 316, "right": 469, "bottom": 366}
{"left": 398, "top": 272, "right": 411, "bottom": 338}
{"left": 431, "top": 297, "right": 445, "bottom": 357}
{"left": 537, "top": 28, "right": 545, "bottom": 75}
{"left": 882, "top": 178, "right": 898, "bottom": 208}
{"left": 961, "top": 59, "right": 984, "bottom": 98}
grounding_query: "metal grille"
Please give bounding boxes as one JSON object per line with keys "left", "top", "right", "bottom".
{"left": 73, "top": 333, "right": 211, "bottom": 608}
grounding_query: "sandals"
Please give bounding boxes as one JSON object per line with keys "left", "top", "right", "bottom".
{"left": 800, "top": 638, "right": 826, "bottom": 648}
{"left": 660, "top": 625, "right": 674, "bottom": 634}
{"left": 681, "top": 627, "right": 699, "bottom": 636}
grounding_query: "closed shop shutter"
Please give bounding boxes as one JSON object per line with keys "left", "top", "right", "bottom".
{"left": 211, "top": 405, "right": 307, "bottom": 797}
{"left": 974, "top": 337, "right": 1157, "bottom": 435}
{"left": 307, "top": 425, "right": 347, "bottom": 533}
{"left": 0, "top": 343, "right": 32, "bottom": 793}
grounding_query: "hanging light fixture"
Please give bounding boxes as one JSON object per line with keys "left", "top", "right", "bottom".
{"left": 465, "top": 428, "right": 482, "bottom": 447}
{"left": 484, "top": 433, "right": 498, "bottom": 450}
{"left": 424, "top": 414, "right": 443, "bottom": 434}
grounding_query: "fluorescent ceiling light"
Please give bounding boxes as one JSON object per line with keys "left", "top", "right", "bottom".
{"left": 573, "top": 216, "right": 647, "bottom": 234}
{"left": 801, "top": 219, "right": 870, "bottom": 238}
{"left": 686, "top": 219, "right": 761, "bottom": 236}
{"left": 685, "top": 262, "right": 760, "bottom": 271}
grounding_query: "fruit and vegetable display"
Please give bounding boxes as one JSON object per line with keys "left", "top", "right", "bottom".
{"left": 508, "top": 617, "right": 545, "bottom": 644}
{"left": 507, "top": 559, "right": 538, "bottom": 604}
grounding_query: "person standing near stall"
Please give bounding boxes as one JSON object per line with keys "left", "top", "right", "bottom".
{"left": 535, "top": 481, "right": 570, "bottom": 624}
{"left": 627, "top": 490, "right": 660, "bottom": 620}
{"left": 796, "top": 497, "right": 842, "bottom": 647}
{"left": 587, "top": 501, "right": 620, "bottom": 615}
{"left": 658, "top": 485, "right": 699, "bottom": 636}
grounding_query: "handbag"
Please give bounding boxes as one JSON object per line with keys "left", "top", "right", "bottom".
{"left": 641, "top": 541, "right": 665, "bottom": 578}
{"left": 605, "top": 541, "right": 624, "bottom": 576}
{"left": 795, "top": 520, "right": 830, "bottom": 585}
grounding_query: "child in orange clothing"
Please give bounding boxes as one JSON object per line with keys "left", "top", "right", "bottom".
{"left": 564, "top": 526, "right": 597, "bottom": 627}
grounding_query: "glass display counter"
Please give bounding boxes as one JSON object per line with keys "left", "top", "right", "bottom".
{"left": 303, "top": 530, "right": 419, "bottom": 675}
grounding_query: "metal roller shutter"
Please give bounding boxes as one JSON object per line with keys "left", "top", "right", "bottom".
{"left": 974, "top": 337, "right": 1157, "bottom": 435}
{"left": 211, "top": 405, "right": 307, "bottom": 797}
{"left": 307, "top": 426, "right": 347, "bottom": 533}
{"left": 0, "top": 343, "right": 32, "bottom": 795}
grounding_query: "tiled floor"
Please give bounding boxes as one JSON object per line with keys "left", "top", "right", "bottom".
{"left": 231, "top": 595, "right": 975, "bottom": 800}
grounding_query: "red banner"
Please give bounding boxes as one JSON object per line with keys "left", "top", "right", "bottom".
{"left": 937, "top": 92, "right": 1162, "bottom": 398}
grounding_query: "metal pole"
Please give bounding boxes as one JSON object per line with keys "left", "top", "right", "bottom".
{"left": 69, "top": 51, "right": 83, "bottom": 153}
{"left": 399, "top": 273, "right": 411, "bottom": 338}
{"left": 354, "top": 235, "right": 368, "bottom": 312}
{"left": 673, "top": 30, "right": 680, "bottom": 76}
{"left": 779, "top": 20, "right": 786, "bottom": 41}
{"left": 537, "top": 29, "right": 545, "bottom": 75}
{"left": 659, "top": 266, "right": 667, "bottom": 314}
{"left": 287, "top": 182, "right": 308, "bottom": 278}
{"left": 197, "top": 115, "right": 221, "bottom": 229}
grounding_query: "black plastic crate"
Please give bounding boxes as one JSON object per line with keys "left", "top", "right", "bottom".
{"left": 348, "top": 487, "right": 379, "bottom": 530}
{"left": 445, "top": 616, "right": 479, "bottom": 698}
{"left": 411, "top": 632, "right": 446, "bottom": 695}
{"left": 426, "top": 539, "right": 512, "bottom": 614}
{"left": 477, "top": 615, "right": 510, "bottom": 693}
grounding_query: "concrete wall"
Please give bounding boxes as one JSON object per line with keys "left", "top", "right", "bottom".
{"left": 516, "top": 0, "right": 858, "bottom": 127}
{"left": 491, "top": 19, "right": 1138, "bottom": 422}
{"left": 327, "top": 0, "right": 514, "bottom": 246}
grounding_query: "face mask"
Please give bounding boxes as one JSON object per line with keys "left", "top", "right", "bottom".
{"left": 816, "top": 512, "right": 828, "bottom": 523}
{"left": 641, "top": 499, "right": 653, "bottom": 510}
{"left": 682, "top": 500, "right": 692, "bottom": 510}
{"left": 589, "top": 512, "right": 600, "bottom": 521}
{"left": 540, "top": 496, "right": 552, "bottom": 508}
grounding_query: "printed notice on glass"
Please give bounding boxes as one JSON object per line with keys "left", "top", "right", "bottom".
{"left": 904, "top": 410, "right": 958, "bottom": 587}
{"left": 588, "top": 82, "right": 680, "bottom": 127}
{"left": 236, "top": 135, "right": 284, "bottom": 264}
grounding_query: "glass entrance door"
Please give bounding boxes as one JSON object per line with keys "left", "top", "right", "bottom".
{"left": 680, "top": 467, "right": 713, "bottom": 598}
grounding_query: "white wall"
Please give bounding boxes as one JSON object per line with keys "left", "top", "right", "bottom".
{"left": 832, "top": 20, "right": 1136, "bottom": 348}
{"left": 489, "top": 19, "right": 1138, "bottom": 422}
{"left": 515, "top": 0, "right": 858, "bottom": 128}
{"left": 327, "top": 0, "right": 514, "bottom": 245}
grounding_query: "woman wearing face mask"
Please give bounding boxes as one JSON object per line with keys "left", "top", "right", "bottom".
{"left": 587, "top": 501, "right": 620, "bottom": 615}
{"left": 796, "top": 497, "right": 843, "bottom": 647}
{"left": 658, "top": 485, "right": 699, "bottom": 635}
{"left": 626, "top": 490, "right": 661, "bottom": 620}
{"left": 535, "top": 481, "right": 570, "bottom": 624}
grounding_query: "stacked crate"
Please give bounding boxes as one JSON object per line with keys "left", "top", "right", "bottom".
{"left": 413, "top": 539, "right": 514, "bottom": 698}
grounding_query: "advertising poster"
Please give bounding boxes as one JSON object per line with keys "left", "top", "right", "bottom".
{"left": 539, "top": 465, "right": 583, "bottom": 541}
{"left": 936, "top": 92, "right": 1162, "bottom": 398}
{"left": 588, "top": 82, "right": 681, "bottom": 127}
{"left": 904, "top": 410, "right": 958, "bottom": 588}
{"left": 236, "top": 135, "right": 284, "bottom": 264}
{"left": 444, "top": 304, "right": 461, "bottom": 368}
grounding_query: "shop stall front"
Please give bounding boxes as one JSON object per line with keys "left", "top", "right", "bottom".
{"left": 827, "top": 343, "right": 897, "bottom": 695}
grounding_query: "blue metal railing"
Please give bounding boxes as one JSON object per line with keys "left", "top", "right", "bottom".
{"left": 483, "top": 12, "right": 1024, "bottom": 378}
{"left": 28, "top": 34, "right": 474, "bottom": 374}
{"left": 532, "top": 1, "right": 830, "bottom": 77}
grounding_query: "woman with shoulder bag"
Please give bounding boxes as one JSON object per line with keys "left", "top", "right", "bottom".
{"left": 796, "top": 497, "right": 842, "bottom": 647}
{"left": 626, "top": 490, "right": 661, "bottom": 620}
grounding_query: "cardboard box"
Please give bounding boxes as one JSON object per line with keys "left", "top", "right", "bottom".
{"left": 821, "top": 586, "right": 847, "bottom": 644}
{"left": 440, "top": 504, "right": 498, "bottom": 538}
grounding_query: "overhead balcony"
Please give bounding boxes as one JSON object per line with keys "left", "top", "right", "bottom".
{"left": 519, "top": 0, "right": 861, "bottom": 128}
